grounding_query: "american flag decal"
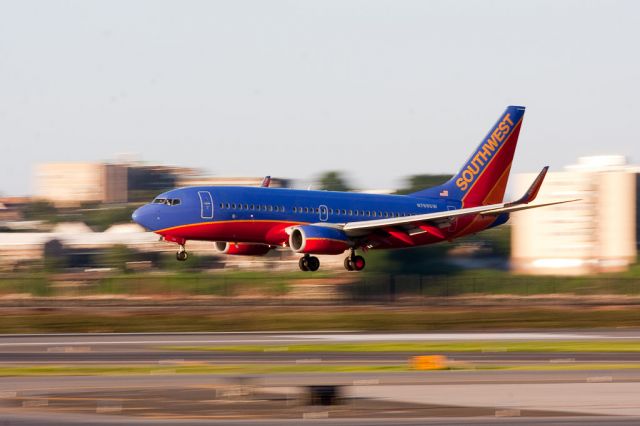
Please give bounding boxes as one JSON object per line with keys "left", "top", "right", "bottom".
{"left": 440, "top": 190, "right": 449, "bottom": 197}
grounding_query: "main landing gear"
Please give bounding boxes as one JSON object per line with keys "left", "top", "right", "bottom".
{"left": 176, "top": 245, "right": 188, "bottom": 261}
{"left": 299, "top": 254, "right": 320, "bottom": 272}
{"left": 344, "top": 250, "right": 365, "bottom": 272}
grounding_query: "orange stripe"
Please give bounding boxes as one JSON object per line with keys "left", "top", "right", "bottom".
{"left": 482, "top": 161, "right": 513, "bottom": 205}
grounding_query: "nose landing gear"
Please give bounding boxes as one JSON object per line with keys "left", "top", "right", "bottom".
{"left": 344, "top": 250, "right": 365, "bottom": 271}
{"left": 176, "top": 245, "right": 188, "bottom": 261}
{"left": 299, "top": 254, "right": 320, "bottom": 272}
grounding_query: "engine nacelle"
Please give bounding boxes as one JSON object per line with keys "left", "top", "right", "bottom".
{"left": 214, "top": 242, "right": 271, "bottom": 256}
{"left": 289, "top": 225, "right": 351, "bottom": 255}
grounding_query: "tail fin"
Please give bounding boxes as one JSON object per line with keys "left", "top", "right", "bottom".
{"left": 411, "top": 105, "right": 526, "bottom": 207}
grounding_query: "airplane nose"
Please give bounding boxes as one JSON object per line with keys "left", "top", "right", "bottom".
{"left": 132, "top": 204, "right": 155, "bottom": 231}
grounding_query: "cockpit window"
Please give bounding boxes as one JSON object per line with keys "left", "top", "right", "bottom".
{"left": 152, "top": 198, "right": 181, "bottom": 206}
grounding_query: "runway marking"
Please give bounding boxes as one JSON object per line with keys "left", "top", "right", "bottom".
{"left": 0, "top": 332, "right": 618, "bottom": 348}
{"left": 285, "top": 333, "right": 606, "bottom": 341}
{"left": 586, "top": 376, "right": 613, "bottom": 382}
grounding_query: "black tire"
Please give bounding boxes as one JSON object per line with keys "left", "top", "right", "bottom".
{"left": 352, "top": 255, "right": 366, "bottom": 271}
{"left": 176, "top": 251, "right": 188, "bottom": 261}
{"left": 344, "top": 257, "right": 354, "bottom": 271}
{"left": 307, "top": 256, "right": 320, "bottom": 272}
{"left": 299, "top": 257, "right": 309, "bottom": 271}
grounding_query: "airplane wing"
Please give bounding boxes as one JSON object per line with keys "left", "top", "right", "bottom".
{"left": 340, "top": 166, "right": 578, "bottom": 236}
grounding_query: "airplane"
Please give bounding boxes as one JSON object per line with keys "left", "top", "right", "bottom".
{"left": 132, "top": 105, "right": 574, "bottom": 272}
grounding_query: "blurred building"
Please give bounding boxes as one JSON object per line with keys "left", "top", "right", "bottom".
{"left": 127, "top": 164, "right": 199, "bottom": 202}
{"left": 177, "top": 175, "right": 290, "bottom": 188}
{"left": 35, "top": 161, "right": 291, "bottom": 205}
{"left": 35, "top": 163, "right": 128, "bottom": 206}
{"left": 0, "top": 200, "right": 23, "bottom": 222}
{"left": 511, "top": 156, "right": 638, "bottom": 275}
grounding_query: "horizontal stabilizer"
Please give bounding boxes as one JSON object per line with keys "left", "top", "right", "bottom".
{"left": 480, "top": 199, "right": 580, "bottom": 216}
{"left": 340, "top": 167, "right": 578, "bottom": 236}
{"left": 505, "top": 166, "right": 548, "bottom": 207}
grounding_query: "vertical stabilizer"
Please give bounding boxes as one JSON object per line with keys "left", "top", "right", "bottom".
{"left": 411, "top": 105, "right": 526, "bottom": 207}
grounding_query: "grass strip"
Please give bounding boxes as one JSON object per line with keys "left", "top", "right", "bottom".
{"left": 4, "top": 307, "right": 640, "bottom": 333}
{"left": 160, "top": 341, "right": 640, "bottom": 353}
{"left": 3, "top": 362, "right": 640, "bottom": 377}
{"left": 0, "top": 364, "right": 407, "bottom": 377}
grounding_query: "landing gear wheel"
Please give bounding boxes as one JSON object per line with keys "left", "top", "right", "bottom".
{"left": 299, "top": 255, "right": 320, "bottom": 272}
{"left": 352, "top": 255, "right": 365, "bottom": 271}
{"left": 176, "top": 251, "right": 188, "bottom": 261}
{"left": 176, "top": 245, "right": 188, "bottom": 262}
{"left": 344, "top": 253, "right": 365, "bottom": 271}
{"left": 298, "top": 257, "right": 309, "bottom": 271}
{"left": 306, "top": 256, "right": 320, "bottom": 272}
{"left": 344, "top": 257, "right": 354, "bottom": 271}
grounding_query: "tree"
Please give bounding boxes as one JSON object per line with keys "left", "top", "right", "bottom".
{"left": 95, "top": 245, "right": 135, "bottom": 272}
{"left": 396, "top": 174, "right": 453, "bottom": 195}
{"left": 22, "top": 201, "right": 58, "bottom": 222}
{"left": 318, "top": 171, "right": 352, "bottom": 192}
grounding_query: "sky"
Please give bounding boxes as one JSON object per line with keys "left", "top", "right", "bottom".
{"left": 1, "top": 0, "right": 639, "bottom": 195}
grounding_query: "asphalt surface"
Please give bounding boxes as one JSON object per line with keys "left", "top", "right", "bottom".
{"left": 1, "top": 331, "right": 639, "bottom": 364}
{"left": 3, "top": 414, "right": 640, "bottom": 426}
{"left": 2, "top": 330, "right": 640, "bottom": 345}
{"left": 2, "top": 331, "right": 640, "bottom": 424}
{"left": 2, "top": 350, "right": 640, "bottom": 364}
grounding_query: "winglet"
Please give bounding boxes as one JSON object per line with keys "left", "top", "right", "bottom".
{"left": 261, "top": 176, "right": 272, "bottom": 188}
{"left": 507, "top": 166, "right": 548, "bottom": 206}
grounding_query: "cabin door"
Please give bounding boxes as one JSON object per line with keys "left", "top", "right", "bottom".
{"left": 319, "top": 205, "right": 328, "bottom": 222}
{"left": 198, "top": 191, "right": 214, "bottom": 219}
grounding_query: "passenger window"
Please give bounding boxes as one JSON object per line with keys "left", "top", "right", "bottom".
{"left": 336, "top": 210, "right": 340, "bottom": 216}
{"left": 348, "top": 210, "right": 353, "bottom": 215}
{"left": 268, "top": 205, "right": 273, "bottom": 212}
{"left": 372, "top": 211, "right": 376, "bottom": 217}
{"left": 341, "top": 209, "right": 346, "bottom": 215}
{"left": 281, "top": 206, "right": 285, "bottom": 212}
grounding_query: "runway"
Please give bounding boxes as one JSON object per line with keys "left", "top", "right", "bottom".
{"left": 3, "top": 329, "right": 639, "bottom": 346}
{"left": 1, "top": 331, "right": 639, "bottom": 364}
{"left": 1, "top": 331, "right": 640, "bottom": 424}
{"left": 2, "top": 350, "right": 640, "bottom": 364}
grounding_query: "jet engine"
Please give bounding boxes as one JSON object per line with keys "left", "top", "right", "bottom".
{"left": 214, "top": 242, "right": 271, "bottom": 256}
{"left": 289, "top": 225, "right": 351, "bottom": 255}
